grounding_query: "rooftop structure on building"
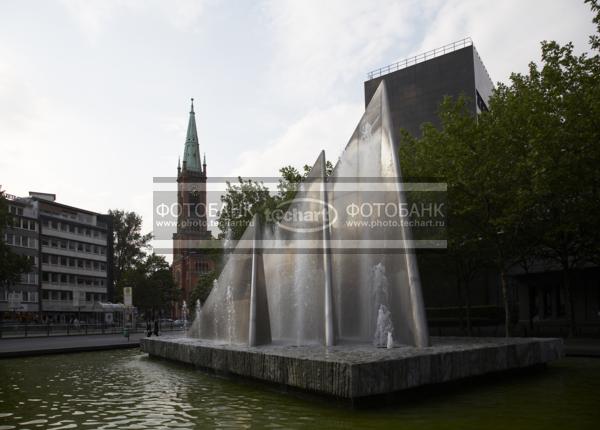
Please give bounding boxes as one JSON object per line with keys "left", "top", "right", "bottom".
{"left": 364, "top": 37, "right": 494, "bottom": 138}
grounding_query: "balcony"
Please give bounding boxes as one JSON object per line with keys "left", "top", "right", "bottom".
{"left": 41, "top": 228, "right": 107, "bottom": 246}
{"left": 41, "top": 283, "right": 107, "bottom": 294}
{"left": 41, "top": 246, "right": 107, "bottom": 262}
{"left": 42, "top": 264, "right": 107, "bottom": 278}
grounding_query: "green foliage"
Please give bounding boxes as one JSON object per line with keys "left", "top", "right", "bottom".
{"left": 189, "top": 270, "right": 218, "bottom": 315}
{"left": 0, "top": 193, "right": 33, "bottom": 288}
{"left": 586, "top": 0, "right": 600, "bottom": 49}
{"left": 216, "top": 178, "right": 275, "bottom": 240}
{"left": 217, "top": 161, "right": 334, "bottom": 241}
{"left": 109, "top": 209, "right": 153, "bottom": 296}
{"left": 122, "top": 253, "right": 179, "bottom": 315}
{"left": 400, "top": 1, "right": 600, "bottom": 336}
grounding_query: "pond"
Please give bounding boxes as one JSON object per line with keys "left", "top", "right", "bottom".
{"left": 0, "top": 350, "right": 599, "bottom": 429}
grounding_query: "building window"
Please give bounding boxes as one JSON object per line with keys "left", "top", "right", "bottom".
{"left": 476, "top": 90, "right": 488, "bottom": 112}
{"left": 20, "top": 272, "right": 38, "bottom": 285}
{"left": 23, "top": 292, "right": 38, "bottom": 303}
{"left": 195, "top": 260, "right": 211, "bottom": 274}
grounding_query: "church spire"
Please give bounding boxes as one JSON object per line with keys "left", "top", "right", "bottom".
{"left": 182, "top": 97, "right": 201, "bottom": 173}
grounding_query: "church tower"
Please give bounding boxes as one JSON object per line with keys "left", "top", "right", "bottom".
{"left": 172, "top": 99, "right": 214, "bottom": 307}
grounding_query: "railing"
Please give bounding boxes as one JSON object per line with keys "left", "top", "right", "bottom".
{"left": 0, "top": 322, "right": 185, "bottom": 338}
{"left": 367, "top": 37, "right": 473, "bottom": 80}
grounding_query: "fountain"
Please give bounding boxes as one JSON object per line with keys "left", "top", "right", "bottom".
{"left": 192, "top": 80, "right": 429, "bottom": 348}
{"left": 187, "top": 299, "right": 203, "bottom": 338}
{"left": 181, "top": 301, "right": 188, "bottom": 331}
{"left": 142, "top": 81, "right": 563, "bottom": 400}
{"left": 374, "top": 304, "right": 394, "bottom": 348}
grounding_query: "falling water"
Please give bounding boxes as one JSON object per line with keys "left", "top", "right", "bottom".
{"left": 212, "top": 279, "right": 219, "bottom": 340}
{"left": 195, "top": 299, "right": 202, "bottom": 322}
{"left": 182, "top": 301, "right": 188, "bottom": 332}
{"left": 226, "top": 283, "right": 234, "bottom": 344}
{"left": 188, "top": 81, "right": 430, "bottom": 348}
{"left": 371, "top": 263, "right": 390, "bottom": 334}
{"left": 292, "top": 257, "right": 305, "bottom": 345}
{"left": 222, "top": 223, "right": 234, "bottom": 265}
{"left": 374, "top": 304, "right": 394, "bottom": 348}
{"left": 188, "top": 299, "right": 202, "bottom": 338}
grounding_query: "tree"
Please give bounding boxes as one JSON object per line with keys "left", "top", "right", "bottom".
{"left": 516, "top": 40, "right": 600, "bottom": 335}
{"left": 217, "top": 161, "right": 334, "bottom": 241}
{"left": 276, "top": 161, "right": 333, "bottom": 212}
{"left": 189, "top": 271, "right": 218, "bottom": 316}
{"left": 399, "top": 0, "right": 600, "bottom": 336}
{"left": 123, "top": 253, "right": 179, "bottom": 317}
{"left": 401, "top": 96, "right": 534, "bottom": 337}
{"left": 216, "top": 178, "right": 274, "bottom": 241}
{"left": 0, "top": 192, "right": 32, "bottom": 289}
{"left": 109, "top": 209, "right": 153, "bottom": 297}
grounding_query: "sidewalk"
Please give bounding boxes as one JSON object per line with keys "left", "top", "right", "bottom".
{"left": 0, "top": 332, "right": 148, "bottom": 358}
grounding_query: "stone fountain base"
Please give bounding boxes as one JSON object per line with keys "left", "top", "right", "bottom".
{"left": 141, "top": 336, "right": 563, "bottom": 400}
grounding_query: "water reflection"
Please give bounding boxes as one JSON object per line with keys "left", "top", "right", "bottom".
{"left": 0, "top": 350, "right": 599, "bottom": 429}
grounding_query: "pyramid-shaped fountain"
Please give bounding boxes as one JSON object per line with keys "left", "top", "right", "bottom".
{"left": 190, "top": 81, "right": 429, "bottom": 348}
{"left": 142, "top": 81, "right": 563, "bottom": 401}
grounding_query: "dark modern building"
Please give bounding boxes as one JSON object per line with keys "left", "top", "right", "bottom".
{"left": 512, "top": 265, "right": 600, "bottom": 336}
{"left": 364, "top": 38, "right": 494, "bottom": 138}
{"left": 1, "top": 191, "right": 114, "bottom": 323}
{"left": 365, "top": 38, "right": 600, "bottom": 335}
{"left": 363, "top": 38, "right": 499, "bottom": 315}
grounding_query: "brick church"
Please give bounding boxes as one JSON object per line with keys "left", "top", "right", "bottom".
{"left": 172, "top": 99, "right": 215, "bottom": 306}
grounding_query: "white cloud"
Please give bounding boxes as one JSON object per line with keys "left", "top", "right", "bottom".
{"left": 414, "top": 0, "right": 596, "bottom": 84}
{"left": 263, "top": 0, "right": 422, "bottom": 107}
{"left": 236, "top": 0, "right": 597, "bottom": 184}
{"left": 0, "top": 48, "right": 40, "bottom": 135}
{"left": 60, "top": 0, "right": 207, "bottom": 41}
{"left": 231, "top": 102, "right": 362, "bottom": 177}
{"left": 60, "top": 0, "right": 119, "bottom": 41}
{"left": 2, "top": 0, "right": 596, "bottom": 262}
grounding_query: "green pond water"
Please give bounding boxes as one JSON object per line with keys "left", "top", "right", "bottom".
{"left": 0, "top": 349, "right": 599, "bottom": 429}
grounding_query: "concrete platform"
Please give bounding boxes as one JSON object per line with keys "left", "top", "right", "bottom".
{"left": 141, "top": 336, "right": 563, "bottom": 399}
{"left": 0, "top": 333, "right": 143, "bottom": 358}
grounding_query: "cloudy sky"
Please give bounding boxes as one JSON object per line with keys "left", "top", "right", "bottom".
{"left": 1, "top": 0, "right": 596, "bottom": 251}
